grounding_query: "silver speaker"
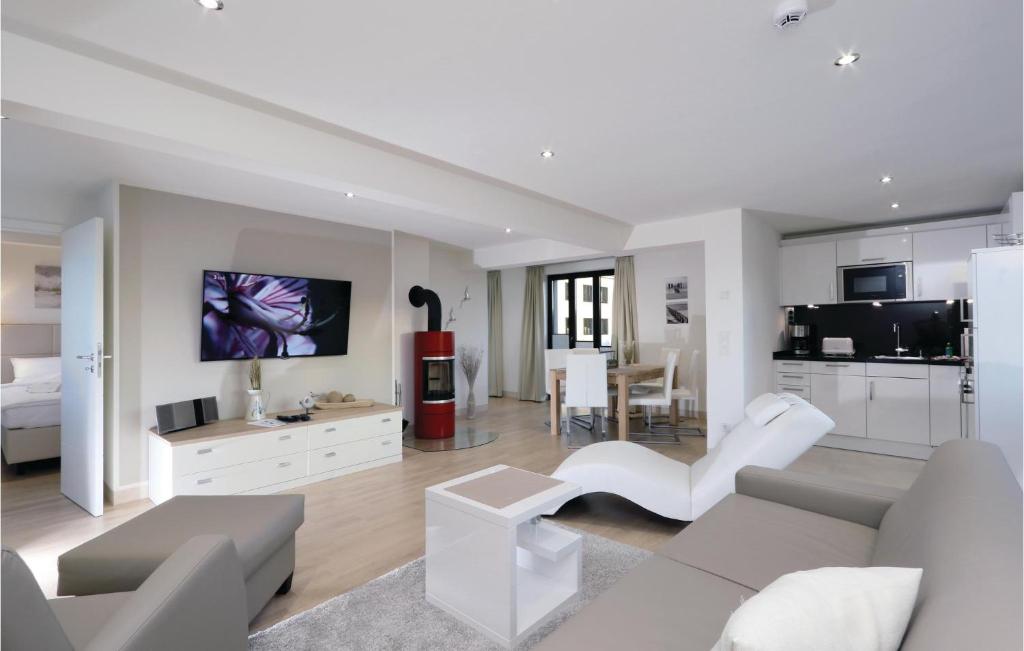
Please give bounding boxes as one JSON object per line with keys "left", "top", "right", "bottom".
{"left": 155, "top": 396, "right": 219, "bottom": 435}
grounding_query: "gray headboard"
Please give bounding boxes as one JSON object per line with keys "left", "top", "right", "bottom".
{"left": 1, "top": 324, "right": 61, "bottom": 383}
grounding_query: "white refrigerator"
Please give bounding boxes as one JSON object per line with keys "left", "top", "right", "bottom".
{"left": 969, "top": 246, "right": 1023, "bottom": 487}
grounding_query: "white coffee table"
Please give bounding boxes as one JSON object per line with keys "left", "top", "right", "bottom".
{"left": 425, "top": 465, "right": 583, "bottom": 648}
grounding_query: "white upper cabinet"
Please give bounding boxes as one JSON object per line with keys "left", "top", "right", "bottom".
{"left": 912, "top": 226, "right": 987, "bottom": 300}
{"left": 836, "top": 234, "right": 913, "bottom": 267}
{"left": 780, "top": 241, "right": 837, "bottom": 306}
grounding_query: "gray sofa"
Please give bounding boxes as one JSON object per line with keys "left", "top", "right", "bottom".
{"left": 2, "top": 535, "right": 248, "bottom": 650}
{"left": 538, "top": 440, "right": 1023, "bottom": 650}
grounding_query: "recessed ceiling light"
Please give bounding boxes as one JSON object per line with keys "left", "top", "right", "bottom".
{"left": 345, "top": 192, "right": 354, "bottom": 198}
{"left": 540, "top": 150, "right": 555, "bottom": 159}
{"left": 504, "top": 227, "right": 512, "bottom": 234}
{"left": 890, "top": 202, "right": 900, "bottom": 209}
{"left": 195, "top": 0, "right": 224, "bottom": 9}
{"left": 834, "top": 52, "right": 860, "bottom": 66}
{"left": 880, "top": 176, "right": 892, "bottom": 184}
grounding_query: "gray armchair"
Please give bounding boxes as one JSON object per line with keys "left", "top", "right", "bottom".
{"left": 1, "top": 535, "right": 248, "bottom": 651}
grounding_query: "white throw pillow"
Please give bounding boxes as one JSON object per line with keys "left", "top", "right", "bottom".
{"left": 10, "top": 357, "right": 61, "bottom": 383}
{"left": 712, "top": 566, "right": 922, "bottom": 651}
{"left": 744, "top": 393, "right": 790, "bottom": 427}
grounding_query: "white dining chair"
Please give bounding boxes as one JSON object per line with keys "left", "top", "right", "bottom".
{"left": 674, "top": 349, "right": 701, "bottom": 419}
{"left": 647, "top": 349, "right": 703, "bottom": 437}
{"left": 630, "top": 347, "right": 678, "bottom": 395}
{"left": 627, "top": 349, "right": 681, "bottom": 443}
{"left": 544, "top": 349, "right": 570, "bottom": 396}
{"left": 563, "top": 353, "right": 610, "bottom": 441}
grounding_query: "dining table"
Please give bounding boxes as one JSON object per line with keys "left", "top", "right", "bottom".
{"left": 549, "top": 363, "right": 679, "bottom": 441}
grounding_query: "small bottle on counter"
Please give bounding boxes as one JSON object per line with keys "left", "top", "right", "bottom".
{"left": 944, "top": 342, "right": 954, "bottom": 357}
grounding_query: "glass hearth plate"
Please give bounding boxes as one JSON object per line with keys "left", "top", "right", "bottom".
{"left": 402, "top": 425, "right": 499, "bottom": 452}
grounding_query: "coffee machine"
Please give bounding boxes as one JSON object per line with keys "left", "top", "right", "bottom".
{"left": 789, "top": 324, "right": 812, "bottom": 356}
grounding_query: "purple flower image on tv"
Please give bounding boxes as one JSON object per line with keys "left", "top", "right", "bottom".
{"left": 201, "top": 271, "right": 351, "bottom": 361}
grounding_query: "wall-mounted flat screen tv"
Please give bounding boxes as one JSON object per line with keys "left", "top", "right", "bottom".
{"left": 201, "top": 270, "right": 352, "bottom": 361}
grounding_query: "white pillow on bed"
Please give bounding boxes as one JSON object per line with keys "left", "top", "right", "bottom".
{"left": 10, "top": 357, "right": 61, "bottom": 383}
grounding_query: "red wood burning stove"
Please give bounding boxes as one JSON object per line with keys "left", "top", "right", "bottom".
{"left": 409, "top": 286, "right": 456, "bottom": 439}
{"left": 413, "top": 331, "right": 455, "bottom": 439}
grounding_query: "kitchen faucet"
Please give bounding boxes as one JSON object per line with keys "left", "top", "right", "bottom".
{"left": 893, "top": 322, "right": 909, "bottom": 356}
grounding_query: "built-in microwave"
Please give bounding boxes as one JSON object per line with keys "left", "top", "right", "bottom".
{"left": 838, "top": 262, "right": 913, "bottom": 303}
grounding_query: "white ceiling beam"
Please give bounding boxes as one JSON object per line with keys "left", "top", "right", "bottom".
{"left": 1, "top": 29, "right": 632, "bottom": 251}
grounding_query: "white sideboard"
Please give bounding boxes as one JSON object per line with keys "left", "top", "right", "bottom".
{"left": 148, "top": 403, "right": 402, "bottom": 504}
{"left": 775, "top": 360, "right": 965, "bottom": 459}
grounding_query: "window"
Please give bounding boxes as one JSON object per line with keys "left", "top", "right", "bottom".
{"left": 546, "top": 270, "right": 615, "bottom": 350}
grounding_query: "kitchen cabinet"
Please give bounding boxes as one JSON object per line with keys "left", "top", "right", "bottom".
{"left": 866, "top": 376, "right": 930, "bottom": 445}
{"left": 780, "top": 241, "right": 837, "bottom": 306}
{"left": 836, "top": 234, "right": 913, "bottom": 267}
{"left": 929, "top": 365, "right": 963, "bottom": 446}
{"left": 912, "top": 226, "right": 987, "bottom": 300}
{"left": 810, "top": 374, "right": 867, "bottom": 438}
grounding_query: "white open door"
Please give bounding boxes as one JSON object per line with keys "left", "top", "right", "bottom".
{"left": 61, "top": 218, "right": 105, "bottom": 516}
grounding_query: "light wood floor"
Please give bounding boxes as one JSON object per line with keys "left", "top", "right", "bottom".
{"left": 0, "top": 398, "right": 924, "bottom": 633}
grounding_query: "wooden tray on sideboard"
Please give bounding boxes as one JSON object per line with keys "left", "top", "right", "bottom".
{"left": 314, "top": 399, "right": 375, "bottom": 410}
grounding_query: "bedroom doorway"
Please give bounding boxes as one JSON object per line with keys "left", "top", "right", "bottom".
{"left": 60, "top": 218, "right": 105, "bottom": 517}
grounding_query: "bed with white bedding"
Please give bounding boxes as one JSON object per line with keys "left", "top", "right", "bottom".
{"left": 1, "top": 324, "right": 62, "bottom": 470}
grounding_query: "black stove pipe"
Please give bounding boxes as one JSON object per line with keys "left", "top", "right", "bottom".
{"left": 408, "top": 285, "right": 442, "bottom": 332}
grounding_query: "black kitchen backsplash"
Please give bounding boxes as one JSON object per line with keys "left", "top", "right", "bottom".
{"left": 789, "top": 301, "right": 964, "bottom": 357}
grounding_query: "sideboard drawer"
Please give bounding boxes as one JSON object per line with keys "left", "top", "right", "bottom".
{"left": 309, "top": 433, "right": 401, "bottom": 476}
{"left": 775, "top": 383, "right": 811, "bottom": 400}
{"left": 308, "top": 411, "right": 402, "bottom": 450}
{"left": 175, "top": 451, "right": 307, "bottom": 496}
{"left": 810, "top": 361, "right": 866, "bottom": 376}
{"left": 173, "top": 427, "right": 308, "bottom": 476}
{"left": 774, "top": 360, "right": 809, "bottom": 372}
{"left": 775, "top": 372, "right": 810, "bottom": 387}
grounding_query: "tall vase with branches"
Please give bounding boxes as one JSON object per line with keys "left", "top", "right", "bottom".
{"left": 246, "top": 357, "right": 267, "bottom": 421}
{"left": 458, "top": 345, "right": 483, "bottom": 419}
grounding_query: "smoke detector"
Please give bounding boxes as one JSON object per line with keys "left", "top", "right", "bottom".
{"left": 774, "top": 0, "right": 808, "bottom": 28}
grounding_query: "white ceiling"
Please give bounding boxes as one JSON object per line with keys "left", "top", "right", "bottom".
{"left": 1, "top": 0, "right": 1021, "bottom": 237}
{"left": 1, "top": 120, "right": 527, "bottom": 248}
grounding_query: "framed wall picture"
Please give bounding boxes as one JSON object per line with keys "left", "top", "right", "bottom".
{"left": 34, "top": 265, "right": 61, "bottom": 308}
{"left": 665, "top": 276, "right": 688, "bottom": 325}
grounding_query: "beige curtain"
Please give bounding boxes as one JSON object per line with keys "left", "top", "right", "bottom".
{"left": 613, "top": 256, "right": 639, "bottom": 364}
{"left": 518, "top": 266, "right": 546, "bottom": 402}
{"left": 487, "top": 270, "right": 504, "bottom": 398}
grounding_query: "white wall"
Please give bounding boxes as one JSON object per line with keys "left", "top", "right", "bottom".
{"left": 429, "top": 241, "right": 488, "bottom": 413}
{"left": 392, "top": 232, "right": 431, "bottom": 422}
{"left": 634, "top": 242, "right": 707, "bottom": 410}
{"left": 0, "top": 238, "right": 62, "bottom": 324}
{"left": 741, "top": 211, "right": 785, "bottom": 403}
{"left": 116, "top": 187, "right": 393, "bottom": 490}
{"left": 500, "top": 266, "right": 525, "bottom": 396}
{"left": 625, "top": 209, "right": 746, "bottom": 447}
{"left": 392, "top": 232, "right": 488, "bottom": 419}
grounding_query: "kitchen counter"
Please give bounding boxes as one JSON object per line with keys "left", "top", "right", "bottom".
{"left": 773, "top": 351, "right": 966, "bottom": 366}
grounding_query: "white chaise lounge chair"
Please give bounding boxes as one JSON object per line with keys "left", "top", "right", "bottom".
{"left": 548, "top": 393, "right": 835, "bottom": 521}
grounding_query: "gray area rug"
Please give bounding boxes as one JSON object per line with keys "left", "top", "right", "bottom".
{"left": 249, "top": 528, "right": 650, "bottom": 650}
